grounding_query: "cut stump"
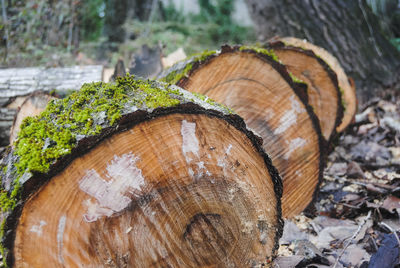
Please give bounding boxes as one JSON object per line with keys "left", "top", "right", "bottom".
{"left": 267, "top": 41, "right": 343, "bottom": 142}
{"left": 159, "top": 45, "right": 324, "bottom": 218}
{"left": 278, "top": 37, "right": 357, "bottom": 132}
{"left": 0, "top": 77, "right": 283, "bottom": 267}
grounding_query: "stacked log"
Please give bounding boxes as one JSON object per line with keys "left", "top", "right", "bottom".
{"left": 277, "top": 37, "right": 357, "bottom": 133}
{"left": 266, "top": 41, "right": 344, "bottom": 142}
{"left": 159, "top": 45, "right": 325, "bottom": 218}
{"left": 0, "top": 77, "right": 283, "bottom": 267}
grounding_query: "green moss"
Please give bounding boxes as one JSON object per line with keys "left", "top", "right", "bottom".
{"left": 160, "top": 50, "right": 217, "bottom": 84}
{"left": 12, "top": 75, "right": 186, "bottom": 178}
{"left": 339, "top": 87, "right": 347, "bottom": 112}
{"left": 288, "top": 72, "right": 306, "bottom": 85}
{"left": 239, "top": 45, "right": 280, "bottom": 62}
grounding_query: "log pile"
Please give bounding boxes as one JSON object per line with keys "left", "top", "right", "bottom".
{"left": 159, "top": 45, "right": 323, "bottom": 218}
{"left": 0, "top": 39, "right": 356, "bottom": 266}
{"left": 159, "top": 43, "right": 356, "bottom": 219}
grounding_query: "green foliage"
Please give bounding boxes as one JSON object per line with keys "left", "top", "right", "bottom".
{"left": 391, "top": 37, "right": 400, "bottom": 51}
{"left": 79, "top": 0, "right": 105, "bottom": 41}
{"left": 122, "top": 0, "right": 256, "bottom": 56}
{"left": 367, "top": 0, "right": 400, "bottom": 40}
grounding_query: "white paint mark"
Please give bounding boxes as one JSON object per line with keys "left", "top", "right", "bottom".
{"left": 188, "top": 167, "right": 194, "bottom": 178}
{"left": 181, "top": 120, "right": 199, "bottom": 163}
{"left": 79, "top": 153, "right": 145, "bottom": 222}
{"left": 295, "top": 170, "right": 303, "bottom": 177}
{"left": 225, "top": 144, "right": 233, "bottom": 155}
{"left": 264, "top": 108, "right": 275, "bottom": 121}
{"left": 274, "top": 96, "right": 305, "bottom": 135}
{"left": 57, "top": 215, "right": 67, "bottom": 265}
{"left": 30, "top": 220, "right": 47, "bottom": 236}
{"left": 284, "top": 138, "right": 307, "bottom": 160}
{"left": 126, "top": 227, "right": 133, "bottom": 234}
{"left": 197, "top": 161, "right": 205, "bottom": 170}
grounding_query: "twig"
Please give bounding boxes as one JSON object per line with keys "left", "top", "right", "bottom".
{"left": 379, "top": 222, "right": 400, "bottom": 246}
{"left": 333, "top": 210, "right": 372, "bottom": 268}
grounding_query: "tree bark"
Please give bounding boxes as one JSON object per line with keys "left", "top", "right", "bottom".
{"left": 0, "top": 107, "right": 16, "bottom": 147}
{"left": 0, "top": 65, "right": 103, "bottom": 98}
{"left": 0, "top": 77, "right": 283, "bottom": 267}
{"left": 246, "top": 0, "right": 400, "bottom": 106}
{"left": 158, "top": 45, "right": 325, "bottom": 218}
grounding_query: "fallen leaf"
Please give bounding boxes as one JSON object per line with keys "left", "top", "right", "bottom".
{"left": 273, "top": 256, "right": 303, "bottom": 268}
{"left": 280, "top": 220, "right": 309, "bottom": 244}
{"left": 382, "top": 195, "right": 400, "bottom": 213}
{"left": 347, "top": 161, "right": 365, "bottom": 178}
{"left": 369, "top": 233, "right": 400, "bottom": 268}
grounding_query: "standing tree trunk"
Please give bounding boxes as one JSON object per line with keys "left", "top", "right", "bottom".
{"left": 246, "top": 0, "right": 400, "bottom": 106}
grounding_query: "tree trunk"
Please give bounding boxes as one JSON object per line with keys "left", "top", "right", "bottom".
{"left": 246, "top": 0, "right": 400, "bottom": 106}
{"left": 158, "top": 45, "right": 324, "bottom": 218}
{"left": 0, "top": 77, "right": 283, "bottom": 267}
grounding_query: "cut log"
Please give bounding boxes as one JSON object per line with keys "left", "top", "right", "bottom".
{"left": 158, "top": 45, "right": 324, "bottom": 218}
{"left": 0, "top": 76, "right": 283, "bottom": 267}
{"left": 0, "top": 65, "right": 103, "bottom": 98}
{"left": 0, "top": 108, "right": 17, "bottom": 147}
{"left": 278, "top": 37, "right": 357, "bottom": 133}
{"left": 267, "top": 41, "right": 344, "bottom": 142}
{"left": 9, "top": 92, "right": 56, "bottom": 144}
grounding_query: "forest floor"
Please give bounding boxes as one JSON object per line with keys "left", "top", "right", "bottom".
{"left": 274, "top": 98, "right": 400, "bottom": 268}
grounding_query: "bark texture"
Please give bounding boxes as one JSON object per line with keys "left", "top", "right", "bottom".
{"left": 0, "top": 65, "right": 103, "bottom": 98}
{"left": 0, "top": 108, "right": 16, "bottom": 147}
{"left": 246, "top": 0, "right": 400, "bottom": 105}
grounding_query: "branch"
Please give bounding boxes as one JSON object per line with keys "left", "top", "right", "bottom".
{"left": 333, "top": 210, "right": 372, "bottom": 268}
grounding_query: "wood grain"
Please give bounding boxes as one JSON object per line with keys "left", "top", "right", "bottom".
{"left": 172, "top": 50, "right": 323, "bottom": 218}
{"left": 269, "top": 43, "right": 342, "bottom": 141}
{"left": 13, "top": 113, "right": 280, "bottom": 267}
{"left": 279, "top": 37, "right": 356, "bottom": 132}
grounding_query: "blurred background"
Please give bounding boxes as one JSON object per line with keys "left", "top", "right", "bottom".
{"left": 0, "top": 0, "right": 399, "bottom": 103}
{"left": 0, "top": 0, "right": 398, "bottom": 66}
{"left": 0, "top": 0, "right": 258, "bottom": 67}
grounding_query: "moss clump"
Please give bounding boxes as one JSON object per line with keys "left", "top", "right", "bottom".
{"left": 288, "top": 72, "right": 306, "bottom": 85}
{"left": 12, "top": 75, "right": 185, "bottom": 177}
{"left": 160, "top": 50, "right": 217, "bottom": 84}
{"left": 239, "top": 45, "right": 280, "bottom": 62}
{"left": 339, "top": 87, "right": 347, "bottom": 112}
